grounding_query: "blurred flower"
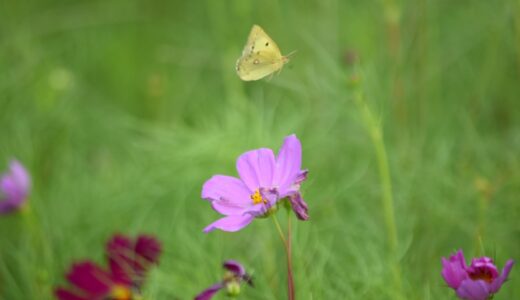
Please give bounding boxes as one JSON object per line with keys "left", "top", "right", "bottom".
{"left": 441, "top": 249, "right": 514, "bottom": 300}
{"left": 0, "top": 160, "right": 31, "bottom": 214}
{"left": 195, "top": 260, "right": 253, "bottom": 300}
{"left": 202, "top": 134, "right": 308, "bottom": 232}
{"left": 106, "top": 234, "right": 162, "bottom": 287}
{"left": 342, "top": 49, "right": 359, "bottom": 67}
{"left": 55, "top": 234, "right": 162, "bottom": 300}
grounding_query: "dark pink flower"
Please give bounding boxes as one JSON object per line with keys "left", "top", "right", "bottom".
{"left": 0, "top": 160, "right": 30, "bottom": 214}
{"left": 195, "top": 260, "right": 252, "bottom": 300}
{"left": 55, "top": 234, "right": 162, "bottom": 300}
{"left": 107, "top": 234, "right": 162, "bottom": 287}
{"left": 441, "top": 249, "right": 514, "bottom": 300}
{"left": 202, "top": 134, "right": 309, "bottom": 232}
{"left": 55, "top": 261, "right": 130, "bottom": 300}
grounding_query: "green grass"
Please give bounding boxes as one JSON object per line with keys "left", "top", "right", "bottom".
{"left": 1, "top": 0, "right": 519, "bottom": 299}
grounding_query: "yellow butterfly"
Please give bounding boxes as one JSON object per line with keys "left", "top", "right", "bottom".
{"left": 236, "top": 25, "right": 291, "bottom": 81}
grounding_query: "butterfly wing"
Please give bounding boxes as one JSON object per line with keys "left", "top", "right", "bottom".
{"left": 243, "top": 25, "right": 282, "bottom": 58}
{"left": 236, "top": 54, "right": 286, "bottom": 81}
{"left": 236, "top": 25, "right": 287, "bottom": 81}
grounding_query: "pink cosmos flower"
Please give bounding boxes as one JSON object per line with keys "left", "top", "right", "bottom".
{"left": 201, "top": 134, "right": 309, "bottom": 232}
{"left": 441, "top": 249, "right": 514, "bottom": 300}
{"left": 195, "top": 260, "right": 253, "bottom": 300}
{"left": 0, "top": 160, "right": 31, "bottom": 214}
{"left": 55, "top": 234, "right": 162, "bottom": 300}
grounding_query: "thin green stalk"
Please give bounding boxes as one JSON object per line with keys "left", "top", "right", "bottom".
{"left": 21, "top": 204, "right": 51, "bottom": 296}
{"left": 286, "top": 210, "right": 295, "bottom": 300}
{"left": 272, "top": 214, "right": 287, "bottom": 245}
{"left": 475, "top": 193, "right": 488, "bottom": 256}
{"left": 514, "top": 0, "right": 520, "bottom": 74}
{"left": 474, "top": 177, "right": 492, "bottom": 256}
{"left": 352, "top": 84, "right": 403, "bottom": 299}
{"left": 272, "top": 214, "right": 295, "bottom": 300}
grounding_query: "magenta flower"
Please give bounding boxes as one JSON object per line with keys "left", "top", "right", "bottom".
{"left": 195, "top": 260, "right": 253, "bottom": 300}
{"left": 55, "top": 234, "right": 162, "bottom": 300}
{"left": 0, "top": 160, "right": 31, "bottom": 214}
{"left": 441, "top": 249, "right": 514, "bottom": 300}
{"left": 202, "top": 134, "right": 308, "bottom": 232}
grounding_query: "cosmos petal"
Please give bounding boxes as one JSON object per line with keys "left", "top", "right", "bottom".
{"left": 456, "top": 279, "right": 490, "bottom": 300}
{"left": 441, "top": 249, "right": 469, "bottom": 289}
{"left": 202, "top": 175, "right": 251, "bottom": 215}
{"left": 9, "top": 160, "right": 31, "bottom": 192}
{"left": 65, "top": 262, "right": 112, "bottom": 296}
{"left": 134, "top": 235, "right": 162, "bottom": 266}
{"left": 203, "top": 214, "right": 255, "bottom": 233}
{"left": 195, "top": 283, "right": 224, "bottom": 300}
{"left": 274, "top": 135, "right": 302, "bottom": 196}
{"left": 236, "top": 148, "right": 275, "bottom": 191}
{"left": 489, "top": 259, "right": 515, "bottom": 293}
{"left": 106, "top": 234, "right": 134, "bottom": 285}
{"left": 223, "top": 260, "right": 246, "bottom": 277}
{"left": 54, "top": 288, "right": 89, "bottom": 300}
{"left": 0, "top": 160, "right": 30, "bottom": 214}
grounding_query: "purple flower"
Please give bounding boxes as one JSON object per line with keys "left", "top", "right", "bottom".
{"left": 202, "top": 134, "right": 308, "bottom": 232}
{"left": 441, "top": 249, "right": 514, "bottom": 300}
{"left": 195, "top": 260, "right": 253, "bottom": 300}
{"left": 0, "top": 160, "right": 31, "bottom": 214}
{"left": 55, "top": 234, "right": 162, "bottom": 300}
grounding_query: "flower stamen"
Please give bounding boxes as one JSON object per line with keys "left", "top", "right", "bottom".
{"left": 110, "top": 285, "right": 132, "bottom": 300}
{"left": 250, "top": 190, "right": 267, "bottom": 205}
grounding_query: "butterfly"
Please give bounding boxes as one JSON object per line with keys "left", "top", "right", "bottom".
{"left": 235, "top": 24, "right": 291, "bottom": 81}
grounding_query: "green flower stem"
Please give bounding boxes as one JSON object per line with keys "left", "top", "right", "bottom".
{"left": 272, "top": 213, "right": 295, "bottom": 300}
{"left": 474, "top": 178, "right": 491, "bottom": 256}
{"left": 514, "top": 0, "right": 520, "bottom": 73}
{"left": 21, "top": 204, "right": 52, "bottom": 296}
{"left": 475, "top": 194, "right": 487, "bottom": 256}
{"left": 353, "top": 85, "right": 403, "bottom": 299}
{"left": 272, "top": 213, "right": 287, "bottom": 245}
{"left": 286, "top": 210, "right": 295, "bottom": 300}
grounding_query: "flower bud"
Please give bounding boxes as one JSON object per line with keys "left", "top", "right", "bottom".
{"left": 225, "top": 280, "right": 241, "bottom": 297}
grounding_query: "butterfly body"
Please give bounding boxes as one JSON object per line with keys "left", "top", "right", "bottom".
{"left": 236, "top": 25, "right": 289, "bottom": 81}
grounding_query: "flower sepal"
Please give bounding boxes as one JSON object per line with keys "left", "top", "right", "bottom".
{"left": 282, "top": 197, "right": 292, "bottom": 212}
{"left": 255, "top": 204, "right": 279, "bottom": 219}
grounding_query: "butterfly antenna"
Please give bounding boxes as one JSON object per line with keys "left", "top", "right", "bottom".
{"left": 283, "top": 50, "right": 298, "bottom": 63}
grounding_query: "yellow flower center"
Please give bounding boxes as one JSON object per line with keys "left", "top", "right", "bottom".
{"left": 250, "top": 190, "right": 267, "bottom": 205}
{"left": 110, "top": 285, "right": 132, "bottom": 300}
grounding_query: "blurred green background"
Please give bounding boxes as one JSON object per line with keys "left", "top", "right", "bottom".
{"left": 1, "top": 0, "right": 519, "bottom": 299}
